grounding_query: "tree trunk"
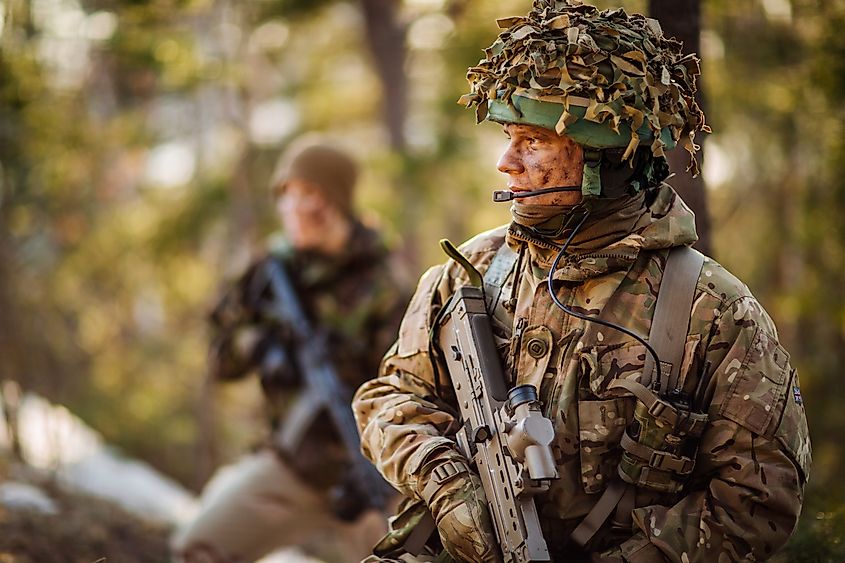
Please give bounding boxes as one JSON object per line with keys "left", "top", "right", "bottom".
{"left": 358, "top": 0, "right": 408, "bottom": 152}
{"left": 648, "top": 0, "right": 712, "bottom": 256}
{"left": 358, "top": 0, "right": 425, "bottom": 269}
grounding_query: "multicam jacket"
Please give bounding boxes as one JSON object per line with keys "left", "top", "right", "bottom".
{"left": 353, "top": 185, "right": 811, "bottom": 562}
{"left": 211, "top": 222, "right": 407, "bottom": 488}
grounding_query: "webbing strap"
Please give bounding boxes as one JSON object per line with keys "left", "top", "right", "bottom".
{"left": 619, "top": 433, "right": 695, "bottom": 475}
{"left": 571, "top": 480, "right": 627, "bottom": 546}
{"left": 571, "top": 245, "right": 705, "bottom": 548}
{"left": 274, "top": 387, "right": 325, "bottom": 453}
{"left": 608, "top": 379, "right": 680, "bottom": 428}
{"left": 403, "top": 510, "right": 437, "bottom": 556}
{"left": 609, "top": 379, "right": 708, "bottom": 436}
{"left": 612, "top": 485, "right": 636, "bottom": 529}
{"left": 642, "top": 246, "right": 706, "bottom": 393}
{"left": 421, "top": 459, "right": 471, "bottom": 504}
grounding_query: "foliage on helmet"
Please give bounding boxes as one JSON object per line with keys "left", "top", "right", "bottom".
{"left": 458, "top": 0, "right": 710, "bottom": 175}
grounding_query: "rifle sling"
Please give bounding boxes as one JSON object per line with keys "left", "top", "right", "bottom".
{"left": 571, "top": 245, "right": 705, "bottom": 548}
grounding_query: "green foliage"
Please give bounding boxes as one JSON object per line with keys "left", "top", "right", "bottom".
{"left": 1, "top": 1, "right": 845, "bottom": 554}
{"left": 776, "top": 488, "right": 845, "bottom": 562}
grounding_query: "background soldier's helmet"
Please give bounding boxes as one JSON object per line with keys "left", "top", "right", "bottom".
{"left": 460, "top": 0, "right": 709, "bottom": 198}
{"left": 270, "top": 135, "right": 359, "bottom": 216}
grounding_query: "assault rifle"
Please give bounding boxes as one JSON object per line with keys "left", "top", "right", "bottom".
{"left": 435, "top": 240, "right": 559, "bottom": 562}
{"left": 252, "top": 257, "right": 395, "bottom": 517}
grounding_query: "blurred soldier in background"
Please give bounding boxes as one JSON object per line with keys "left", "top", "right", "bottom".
{"left": 353, "top": 2, "right": 810, "bottom": 562}
{"left": 171, "top": 137, "right": 407, "bottom": 563}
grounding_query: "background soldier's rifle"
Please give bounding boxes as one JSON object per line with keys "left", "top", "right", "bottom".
{"left": 434, "top": 240, "right": 559, "bottom": 562}
{"left": 252, "top": 257, "right": 394, "bottom": 518}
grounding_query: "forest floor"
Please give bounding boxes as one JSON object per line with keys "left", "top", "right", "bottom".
{"left": 0, "top": 455, "right": 170, "bottom": 563}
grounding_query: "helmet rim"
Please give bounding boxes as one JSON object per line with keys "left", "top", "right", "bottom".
{"left": 486, "top": 94, "right": 676, "bottom": 151}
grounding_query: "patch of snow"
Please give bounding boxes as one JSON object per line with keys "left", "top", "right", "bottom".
{"left": 58, "top": 448, "right": 198, "bottom": 526}
{"left": 0, "top": 392, "right": 198, "bottom": 526}
{"left": 0, "top": 481, "right": 59, "bottom": 515}
{"left": 258, "top": 548, "right": 322, "bottom": 563}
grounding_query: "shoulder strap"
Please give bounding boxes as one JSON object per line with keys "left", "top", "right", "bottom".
{"left": 571, "top": 245, "right": 705, "bottom": 548}
{"left": 429, "top": 237, "right": 516, "bottom": 399}
{"left": 482, "top": 241, "right": 518, "bottom": 313}
{"left": 641, "top": 246, "right": 706, "bottom": 395}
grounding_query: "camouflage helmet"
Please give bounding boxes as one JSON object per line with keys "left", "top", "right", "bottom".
{"left": 459, "top": 0, "right": 709, "bottom": 197}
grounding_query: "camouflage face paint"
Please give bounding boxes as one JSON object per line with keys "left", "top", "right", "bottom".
{"left": 498, "top": 123, "right": 585, "bottom": 208}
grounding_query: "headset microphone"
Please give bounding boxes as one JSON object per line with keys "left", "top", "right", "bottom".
{"left": 492, "top": 185, "right": 582, "bottom": 202}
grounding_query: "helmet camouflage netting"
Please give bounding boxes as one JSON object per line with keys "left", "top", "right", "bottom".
{"left": 459, "top": 0, "right": 709, "bottom": 176}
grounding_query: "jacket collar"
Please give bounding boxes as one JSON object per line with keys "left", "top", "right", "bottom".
{"left": 506, "top": 184, "right": 698, "bottom": 282}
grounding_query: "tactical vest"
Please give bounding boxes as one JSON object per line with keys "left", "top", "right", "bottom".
{"left": 482, "top": 241, "right": 707, "bottom": 547}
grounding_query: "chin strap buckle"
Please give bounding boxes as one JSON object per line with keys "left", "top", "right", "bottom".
{"left": 581, "top": 149, "right": 603, "bottom": 197}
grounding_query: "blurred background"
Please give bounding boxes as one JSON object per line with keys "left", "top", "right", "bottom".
{"left": 1, "top": 0, "right": 844, "bottom": 560}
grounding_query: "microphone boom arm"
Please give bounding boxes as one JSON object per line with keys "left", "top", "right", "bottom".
{"left": 492, "top": 185, "right": 581, "bottom": 202}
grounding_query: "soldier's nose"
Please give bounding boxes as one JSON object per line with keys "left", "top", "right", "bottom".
{"left": 497, "top": 148, "right": 524, "bottom": 175}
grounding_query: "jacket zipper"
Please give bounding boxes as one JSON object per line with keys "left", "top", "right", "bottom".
{"left": 544, "top": 326, "right": 584, "bottom": 419}
{"left": 508, "top": 316, "right": 528, "bottom": 386}
{"left": 508, "top": 227, "right": 638, "bottom": 266}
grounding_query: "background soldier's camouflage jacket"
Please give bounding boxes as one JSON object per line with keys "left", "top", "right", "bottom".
{"left": 354, "top": 185, "right": 811, "bottom": 562}
{"left": 211, "top": 222, "right": 407, "bottom": 489}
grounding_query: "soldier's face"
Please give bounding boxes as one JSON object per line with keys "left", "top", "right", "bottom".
{"left": 497, "top": 123, "right": 584, "bottom": 206}
{"left": 276, "top": 178, "right": 346, "bottom": 252}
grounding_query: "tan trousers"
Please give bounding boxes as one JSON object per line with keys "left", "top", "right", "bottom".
{"left": 171, "top": 450, "right": 390, "bottom": 563}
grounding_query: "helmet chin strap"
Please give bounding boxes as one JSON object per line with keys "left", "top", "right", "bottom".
{"left": 492, "top": 185, "right": 581, "bottom": 202}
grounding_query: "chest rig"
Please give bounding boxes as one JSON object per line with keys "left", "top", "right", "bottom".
{"left": 483, "top": 241, "right": 708, "bottom": 548}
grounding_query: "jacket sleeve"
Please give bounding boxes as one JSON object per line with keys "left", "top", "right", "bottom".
{"left": 618, "top": 294, "right": 811, "bottom": 563}
{"left": 207, "top": 261, "right": 267, "bottom": 381}
{"left": 353, "top": 264, "right": 469, "bottom": 499}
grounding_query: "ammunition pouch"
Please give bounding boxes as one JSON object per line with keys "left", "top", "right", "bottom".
{"left": 610, "top": 378, "right": 707, "bottom": 494}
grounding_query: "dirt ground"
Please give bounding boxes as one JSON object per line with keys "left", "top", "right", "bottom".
{"left": 0, "top": 459, "right": 170, "bottom": 563}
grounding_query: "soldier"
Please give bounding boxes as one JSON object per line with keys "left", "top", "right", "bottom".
{"left": 353, "top": 2, "right": 810, "bottom": 562}
{"left": 172, "top": 137, "right": 407, "bottom": 563}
